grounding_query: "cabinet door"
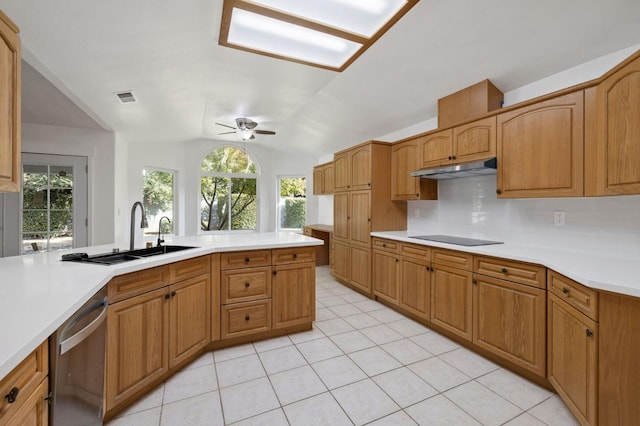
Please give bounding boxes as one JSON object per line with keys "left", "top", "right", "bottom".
{"left": 372, "top": 250, "right": 399, "bottom": 304}
{"left": 272, "top": 262, "right": 315, "bottom": 329}
{"left": 106, "top": 288, "right": 169, "bottom": 411}
{"left": 594, "top": 54, "right": 640, "bottom": 195}
{"left": 418, "top": 129, "right": 453, "bottom": 168}
{"left": 323, "top": 163, "right": 335, "bottom": 194}
{"left": 333, "top": 240, "right": 350, "bottom": 283}
{"left": 313, "top": 166, "right": 324, "bottom": 195}
{"left": 4, "top": 378, "right": 48, "bottom": 426}
{"left": 391, "top": 140, "right": 419, "bottom": 200}
{"left": 333, "top": 192, "right": 349, "bottom": 241}
{"left": 453, "top": 116, "right": 496, "bottom": 163}
{"left": 169, "top": 274, "right": 211, "bottom": 368}
{"left": 497, "top": 91, "right": 584, "bottom": 198}
{"left": 473, "top": 275, "right": 546, "bottom": 376}
{"left": 350, "top": 245, "right": 371, "bottom": 294}
{"left": 350, "top": 145, "right": 371, "bottom": 190}
{"left": 349, "top": 191, "right": 370, "bottom": 246}
{"left": 548, "top": 293, "right": 598, "bottom": 426}
{"left": 399, "top": 257, "right": 431, "bottom": 319}
{"left": 431, "top": 264, "right": 473, "bottom": 341}
{"left": 333, "top": 152, "right": 350, "bottom": 191}
{"left": 0, "top": 12, "right": 20, "bottom": 193}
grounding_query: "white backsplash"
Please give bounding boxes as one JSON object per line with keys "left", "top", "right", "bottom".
{"left": 407, "top": 175, "right": 640, "bottom": 256}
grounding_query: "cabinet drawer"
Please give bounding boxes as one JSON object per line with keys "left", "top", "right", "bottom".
{"left": 432, "top": 248, "right": 473, "bottom": 271}
{"left": 221, "top": 300, "right": 272, "bottom": 339}
{"left": 0, "top": 341, "right": 48, "bottom": 421}
{"left": 372, "top": 238, "right": 399, "bottom": 253}
{"left": 221, "top": 267, "right": 272, "bottom": 304}
{"left": 548, "top": 270, "right": 598, "bottom": 320}
{"left": 169, "top": 255, "right": 210, "bottom": 283}
{"left": 272, "top": 247, "right": 315, "bottom": 265}
{"left": 221, "top": 250, "right": 272, "bottom": 270}
{"left": 108, "top": 266, "right": 169, "bottom": 303}
{"left": 474, "top": 256, "right": 546, "bottom": 289}
{"left": 400, "top": 243, "right": 430, "bottom": 260}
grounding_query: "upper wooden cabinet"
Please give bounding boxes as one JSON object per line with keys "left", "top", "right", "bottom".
{"left": 391, "top": 139, "right": 438, "bottom": 201}
{"left": 334, "top": 142, "right": 384, "bottom": 191}
{"left": 312, "top": 162, "right": 334, "bottom": 195}
{"left": 418, "top": 128, "right": 453, "bottom": 169}
{"left": 497, "top": 91, "right": 584, "bottom": 198}
{"left": 0, "top": 11, "right": 21, "bottom": 193}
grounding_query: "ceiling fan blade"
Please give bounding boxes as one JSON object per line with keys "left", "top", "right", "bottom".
{"left": 254, "top": 130, "right": 276, "bottom": 135}
{"left": 215, "top": 122, "right": 237, "bottom": 130}
{"left": 218, "top": 131, "right": 236, "bottom": 135}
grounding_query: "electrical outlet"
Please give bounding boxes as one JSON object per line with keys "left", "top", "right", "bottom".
{"left": 554, "top": 211, "right": 566, "bottom": 226}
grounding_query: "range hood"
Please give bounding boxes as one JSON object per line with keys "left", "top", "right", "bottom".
{"left": 410, "top": 158, "right": 497, "bottom": 180}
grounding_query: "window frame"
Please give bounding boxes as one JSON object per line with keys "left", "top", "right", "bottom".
{"left": 276, "top": 175, "right": 307, "bottom": 232}
{"left": 142, "top": 167, "right": 178, "bottom": 237}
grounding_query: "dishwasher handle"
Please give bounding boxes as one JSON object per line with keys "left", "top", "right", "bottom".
{"left": 59, "top": 297, "right": 107, "bottom": 356}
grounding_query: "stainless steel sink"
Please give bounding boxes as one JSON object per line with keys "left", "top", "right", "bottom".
{"left": 61, "top": 245, "right": 197, "bottom": 265}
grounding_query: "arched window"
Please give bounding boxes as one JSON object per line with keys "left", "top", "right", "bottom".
{"left": 200, "top": 146, "right": 259, "bottom": 231}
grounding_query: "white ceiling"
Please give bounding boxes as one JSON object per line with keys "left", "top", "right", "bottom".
{"left": 3, "top": 0, "right": 640, "bottom": 158}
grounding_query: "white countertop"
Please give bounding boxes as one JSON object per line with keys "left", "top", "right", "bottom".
{"left": 372, "top": 231, "right": 640, "bottom": 298}
{"left": 0, "top": 232, "right": 322, "bottom": 381}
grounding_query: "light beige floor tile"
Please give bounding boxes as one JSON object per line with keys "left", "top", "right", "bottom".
{"left": 284, "top": 392, "right": 353, "bottom": 426}
{"left": 163, "top": 364, "right": 217, "bottom": 404}
{"left": 315, "top": 318, "right": 356, "bottom": 336}
{"left": 330, "top": 286, "right": 356, "bottom": 296}
{"left": 410, "top": 331, "right": 460, "bottom": 355}
{"left": 380, "top": 339, "right": 432, "bottom": 365}
{"left": 312, "top": 355, "right": 367, "bottom": 389}
{"left": 330, "top": 330, "right": 377, "bottom": 353}
{"left": 296, "top": 337, "right": 344, "bottom": 363}
{"left": 348, "top": 347, "right": 402, "bottom": 377}
{"left": 259, "top": 345, "right": 307, "bottom": 374}
{"left": 219, "top": 377, "right": 280, "bottom": 424}
{"left": 341, "top": 312, "right": 381, "bottom": 329}
{"left": 477, "top": 368, "right": 553, "bottom": 410}
{"left": 386, "top": 319, "right": 430, "bottom": 337}
{"left": 373, "top": 367, "right": 437, "bottom": 408}
{"left": 289, "top": 325, "right": 326, "bottom": 344}
{"left": 503, "top": 412, "right": 547, "bottom": 426}
{"left": 527, "top": 395, "right": 580, "bottom": 426}
{"left": 252, "top": 335, "right": 292, "bottom": 352}
{"left": 230, "top": 408, "right": 289, "bottom": 426}
{"left": 405, "top": 395, "right": 481, "bottom": 426}
{"left": 316, "top": 289, "right": 334, "bottom": 298}
{"left": 106, "top": 407, "right": 161, "bottom": 426}
{"left": 352, "top": 299, "right": 387, "bottom": 312}
{"left": 329, "top": 303, "right": 363, "bottom": 317}
{"left": 408, "top": 357, "right": 471, "bottom": 392}
{"left": 216, "top": 354, "right": 265, "bottom": 388}
{"left": 213, "top": 343, "right": 256, "bottom": 362}
{"left": 317, "top": 295, "right": 349, "bottom": 307}
{"left": 269, "top": 365, "right": 327, "bottom": 405}
{"left": 331, "top": 379, "right": 400, "bottom": 425}
{"left": 316, "top": 307, "right": 338, "bottom": 321}
{"left": 183, "top": 351, "right": 214, "bottom": 370}
{"left": 113, "top": 384, "right": 164, "bottom": 418}
{"left": 360, "top": 324, "right": 404, "bottom": 345}
{"left": 444, "top": 380, "right": 522, "bottom": 425}
{"left": 160, "top": 391, "right": 223, "bottom": 425}
{"left": 339, "top": 292, "right": 370, "bottom": 303}
{"left": 367, "top": 308, "right": 407, "bottom": 323}
{"left": 368, "top": 410, "right": 418, "bottom": 425}
{"left": 439, "top": 347, "right": 500, "bottom": 378}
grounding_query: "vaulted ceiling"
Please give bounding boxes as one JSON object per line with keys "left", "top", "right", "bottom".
{"left": 3, "top": 0, "right": 640, "bottom": 158}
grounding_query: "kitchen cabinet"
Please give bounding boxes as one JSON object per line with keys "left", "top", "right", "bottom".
{"left": 333, "top": 143, "right": 371, "bottom": 192}
{"left": 497, "top": 91, "right": 584, "bottom": 198}
{"left": 547, "top": 271, "right": 599, "bottom": 426}
{"left": 333, "top": 152, "right": 349, "bottom": 191}
{"left": 332, "top": 239, "right": 350, "bottom": 283}
{"left": 0, "top": 341, "right": 48, "bottom": 425}
{"left": 398, "top": 243, "right": 431, "bottom": 319}
{"left": 418, "top": 128, "right": 453, "bottom": 169}
{"left": 272, "top": 261, "right": 315, "bottom": 329}
{"left": 372, "top": 240, "right": 399, "bottom": 304}
{"left": 0, "top": 11, "right": 21, "bottom": 193}
{"left": 390, "top": 138, "right": 438, "bottom": 201}
{"left": 312, "top": 162, "right": 335, "bottom": 195}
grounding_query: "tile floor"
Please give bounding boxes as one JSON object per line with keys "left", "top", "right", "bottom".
{"left": 106, "top": 266, "right": 579, "bottom": 426}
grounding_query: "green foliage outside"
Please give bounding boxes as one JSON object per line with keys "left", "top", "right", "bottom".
{"left": 22, "top": 169, "right": 73, "bottom": 238}
{"left": 280, "top": 177, "right": 306, "bottom": 229}
{"left": 143, "top": 170, "right": 174, "bottom": 233}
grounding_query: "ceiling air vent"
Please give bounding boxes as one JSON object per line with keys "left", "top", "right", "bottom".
{"left": 115, "top": 91, "right": 136, "bottom": 104}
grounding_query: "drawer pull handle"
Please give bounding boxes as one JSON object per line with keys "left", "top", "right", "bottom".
{"left": 164, "top": 293, "right": 171, "bottom": 300}
{"left": 562, "top": 287, "right": 570, "bottom": 295}
{"left": 6, "top": 387, "right": 19, "bottom": 403}
{"left": 585, "top": 329, "right": 593, "bottom": 337}
{"left": 293, "top": 253, "right": 297, "bottom": 259}
{"left": 501, "top": 268, "right": 508, "bottom": 274}
{"left": 273, "top": 271, "right": 277, "bottom": 276}
{"left": 472, "top": 279, "right": 478, "bottom": 284}
{"left": 244, "top": 257, "right": 250, "bottom": 263}
{"left": 245, "top": 282, "right": 250, "bottom": 288}
{"left": 171, "top": 291, "right": 176, "bottom": 297}
{"left": 382, "top": 243, "right": 386, "bottom": 247}
{"left": 245, "top": 315, "right": 251, "bottom": 321}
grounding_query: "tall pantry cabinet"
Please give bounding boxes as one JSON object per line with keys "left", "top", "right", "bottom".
{"left": 332, "top": 141, "right": 407, "bottom": 295}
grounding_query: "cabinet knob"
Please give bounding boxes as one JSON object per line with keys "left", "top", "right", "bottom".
{"left": 472, "top": 279, "right": 478, "bottom": 284}
{"left": 562, "top": 287, "right": 570, "bottom": 295}
{"left": 395, "top": 258, "right": 399, "bottom": 262}
{"left": 164, "top": 293, "right": 171, "bottom": 300}
{"left": 273, "top": 271, "right": 277, "bottom": 276}
{"left": 244, "top": 257, "right": 250, "bottom": 263}
{"left": 293, "top": 253, "right": 297, "bottom": 259}
{"left": 245, "top": 282, "right": 250, "bottom": 288}
{"left": 245, "top": 315, "right": 251, "bottom": 321}
{"left": 5, "top": 386, "right": 19, "bottom": 404}
{"left": 585, "top": 329, "right": 593, "bottom": 337}
{"left": 501, "top": 267, "right": 508, "bottom": 274}
{"left": 452, "top": 155, "right": 457, "bottom": 160}
{"left": 368, "top": 182, "right": 371, "bottom": 187}
{"left": 44, "top": 392, "right": 53, "bottom": 404}
{"left": 416, "top": 193, "right": 420, "bottom": 197}
{"left": 496, "top": 189, "right": 502, "bottom": 195}
{"left": 171, "top": 291, "right": 176, "bottom": 297}
{"left": 382, "top": 243, "right": 386, "bottom": 247}
{"left": 448, "top": 156, "right": 452, "bottom": 160}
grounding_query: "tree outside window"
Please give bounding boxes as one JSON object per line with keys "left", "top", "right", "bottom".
{"left": 278, "top": 176, "right": 306, "bottom": 230}
{"left": 200, "top": 147, "right": 258, "bottom": 231}
{"left": 143, "top": 169, "right": 175, "bottom": 235}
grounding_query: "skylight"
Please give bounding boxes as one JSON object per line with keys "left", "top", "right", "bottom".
{"left": 219, "top": 0, "right": 419, "bottom": 71}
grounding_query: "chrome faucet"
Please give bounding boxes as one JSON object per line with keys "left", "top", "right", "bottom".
{"left": 130, "top": 201, "right": 149, "bottom": 251}
{"left": 157, "top": 216, "right": 171, "bottom": 247}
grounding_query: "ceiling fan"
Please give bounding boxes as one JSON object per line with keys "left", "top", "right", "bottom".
{"left": 216, "top": 118, "right": 276, "bottom": 141}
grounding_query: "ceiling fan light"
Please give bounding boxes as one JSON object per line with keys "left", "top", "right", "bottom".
{"left": 236, "top": 128, "right": 254, "bottom": 140}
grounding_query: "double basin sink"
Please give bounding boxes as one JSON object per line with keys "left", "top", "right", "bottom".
{"left": 62, "top": 245, "right": 196, "bottom": 265}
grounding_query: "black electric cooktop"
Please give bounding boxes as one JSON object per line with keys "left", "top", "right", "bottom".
{"left": 410, "top": 234, "right": 504, "bottom": 246}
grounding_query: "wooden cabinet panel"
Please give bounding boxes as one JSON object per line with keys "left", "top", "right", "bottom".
{"left": 106, "top": 288, "right": 169, "bottom": 411}
{"left": 313, "top": 166, "right": 324, "bottom": 195}
{"left": 221, "top": 267, "right": 271, "bottom": 304}
{"left": 400, "top": 243, "right": 430, "bottom": 261}
{"left": 372, "top": 249, "right": 399, "bottom": 304}
{"left": 221, "top": 250, "right": 271, "bottom": 270}
{"left": 391, "top": 139, "right": 438, "bottom": 201}
{"left": 332, "top": 240, "right": 350, "bottom": 283}
{"left": 349, "top": 191, "right": 370, "bottom": 246}
{"left": 473, "top": 275, "right": 546, "bottom": 376}
{"left": 272, "top": 262, "right": 315, "bottom": 329}
{"left": 169, "top": 275, "right": 211, "bottom": 368}
{"left": 418, "top": 129, "right": 453, "bottom": 168}
{"left": 432, "top": 248, "right": 473, "bottom": 270}
{"left": 272, "top": 247, "right": 315, "bottom": 265}
{"left": 3, "top": 378, "right": 48, "bottom": 426}
{"left": 548, "top": 270, "right": 598, "bottom": 321}
{"left": 399, "top": 257, "right": 431, "bottom": 319}
{"left": 350, "top": 145, "right": 371, "bottom": 190}
{"left": 431, "top": 264, "right": 473, "bottom": 340}
{"left": 372, "top": 237, "right": 398, "bottom": 253}
{"left": 313, "top": 162, "right": 334, "bottom": 195}
{"left": 349, "top": 245, "right": 371, "bottom": 293}
{"left": 221, "top": 300, "right": 271, "bottom": 339}
{"left": 548, "top": 293, "right": 598, "bottom": 426}
{"left": 211, "top": 254, "right": 221, "bottom": 342}
{"left": 323, "top": 163, "right": 335, "bottom": 194}
{"left": 108, "top": 266, "right": 169, "bottom": 303}
{"left": 474, "top": 256, "right": 546, "bottom": 289}
{"left": 169, "top": 255, "right": 210, "bottom": 283}
{"left": 333, "top": 152, "right": 349, "bottom": 191}
{"left": 0, "top": 11, "right": 21, "bottom": 193}
{"left": 497, "top": 91, "right": 584, "bottom": 198}
{"left": 333, "top": 192, "right": 348, "bottom": 241}
{"left": 453, "top": 116, "right": 496, "bottom": 162}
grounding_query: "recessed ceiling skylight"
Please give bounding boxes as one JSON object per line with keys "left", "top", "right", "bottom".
{"left": 219, "top": 0, "right": 419, "bottom": 71}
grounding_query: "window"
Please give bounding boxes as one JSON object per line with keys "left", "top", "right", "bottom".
{"left": 200, "top": 147, "right": 258, "bottom": 231}
{"left": 143, "top": 168, "right": 176, "bottom": 236}
{"left": 277, "top": 176, "right": 306, "bottom": 231}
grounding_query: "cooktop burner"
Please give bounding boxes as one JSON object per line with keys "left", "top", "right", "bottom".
{"left": 410, "top": 234, "right": 503, "bottom": 246}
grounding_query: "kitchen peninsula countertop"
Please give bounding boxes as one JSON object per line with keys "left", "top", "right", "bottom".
{"left": 0, "top": 232, "right": 322, "bottom": 381}
{"left": 372, "top": 231, "right": 640, "bottom": 299}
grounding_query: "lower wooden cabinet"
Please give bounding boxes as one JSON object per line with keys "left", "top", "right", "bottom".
{"left": 372, "top": 249, "right": 399, "bottom": 304}
{"left": 272, "top": 262, "right": 315, "bottom": 329}
{"left": 221, "top": 300, "right": 271, "bottom": 339}
{"left": 399, "top": 256, "right": 431, "bottom": 319}
{"left": 332, "top": 239, "right": 350, "bottom": 283}
{"left": 349, "top": 245, "right": 371, "bottom": 294}
{"left": 430, "top": 264, "right": 473, "bottom": 341}
{"left": 3, "top": 378, "right": 49, "bottom": 426}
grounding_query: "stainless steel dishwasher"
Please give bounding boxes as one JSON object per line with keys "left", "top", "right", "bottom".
{"left": 50, "top": 287, "right": 107, "bottom": 425}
